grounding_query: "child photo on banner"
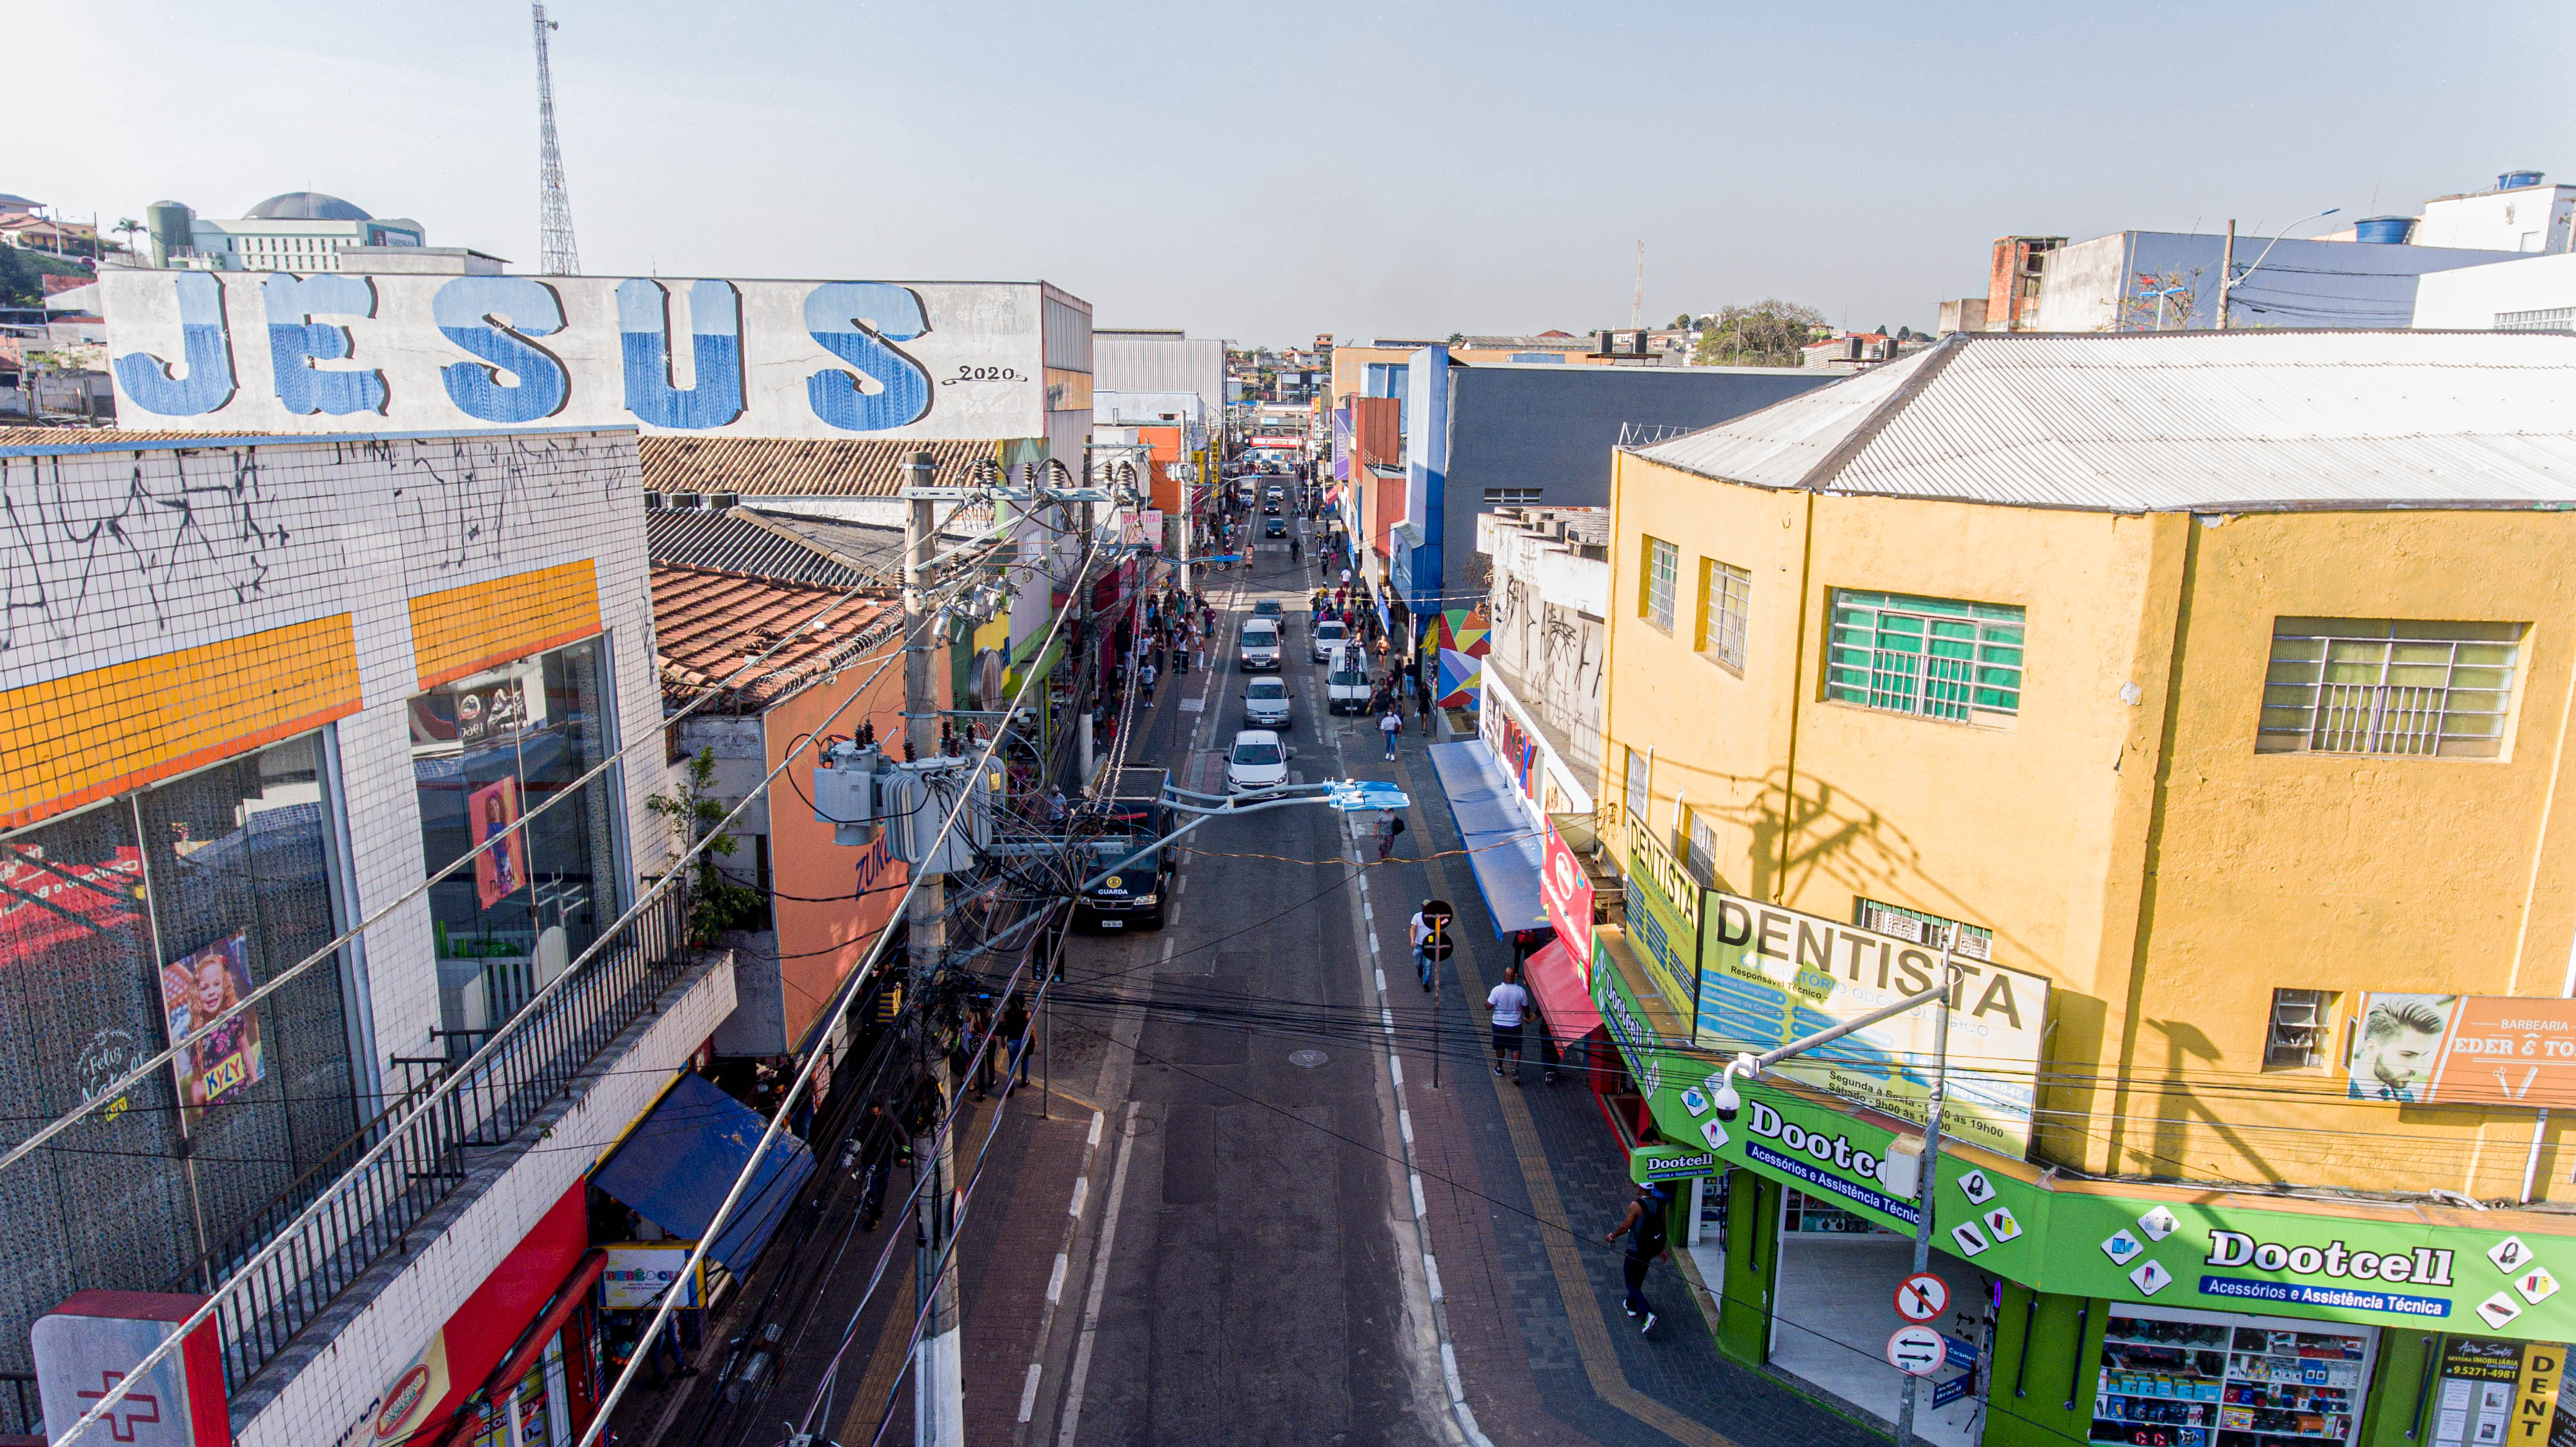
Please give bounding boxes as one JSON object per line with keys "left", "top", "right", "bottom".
{"left": 468, "top": 776, "right": 527, "bottom": 909}
{"left": 160, "top": 931, "right": 263, "bottom": 1122}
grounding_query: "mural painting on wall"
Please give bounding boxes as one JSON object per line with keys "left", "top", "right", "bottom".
{"left": 1429, "top": 606, "right": 1490, "bottom": 710}
{"left": 101, "top": 271, "right": 1071, "bottom": 440}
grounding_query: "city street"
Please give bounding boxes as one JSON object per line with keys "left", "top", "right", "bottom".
{"left": 608, "top": 512, "right": 1900, "bottom": 1447}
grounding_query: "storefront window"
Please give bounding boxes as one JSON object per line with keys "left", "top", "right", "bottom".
{"left": 0, "top": 734, "right": 359, "bottom": 1364}
{"left": 2091, "top": 1305, "right": 2374, "bottom": 1447}
{"left": 412, "top": 638, "right": 623, "bottom": 1049}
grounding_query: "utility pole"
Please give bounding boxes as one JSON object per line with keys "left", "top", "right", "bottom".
{"left": 902, "top": 450, "right": 963, "bottom": 1447}
{"left": 1631, "top": 239, "right": 1645, "bottom": 332}
{"left": 2215, "top": 219, "right": 2237, "bottom": 330}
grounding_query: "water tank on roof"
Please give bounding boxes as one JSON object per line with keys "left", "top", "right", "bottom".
{"left": 145, "top": 201, "right": 194, "bottom": 264}
{"left": 2499, "top": 170, "right": 2546, "bottom": 191}
{"left": 2353, "top": 216, "right": 2416, "bottom": 245}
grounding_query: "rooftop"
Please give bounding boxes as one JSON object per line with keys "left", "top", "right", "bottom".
{"left": 1629, "top": 330, "right": 2576, "bottom": 513}
{"left": 637, "top": 436, "right": 996, "bottom": 497}
{"left": 245, "top": 191, "right": 372, "bottom": 221}
{"left": 644, "top": 506, "right": 881, "bottom": 590}
{"left": 652, "top": 563, "right": 896, "bottom": 711}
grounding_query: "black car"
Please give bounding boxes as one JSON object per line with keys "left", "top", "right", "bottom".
{"left": 1263, "top": 500, "right": 1280, "bottom": 514}
{"left": 1264, "top": 517, "right": 1286, "bottom": 537}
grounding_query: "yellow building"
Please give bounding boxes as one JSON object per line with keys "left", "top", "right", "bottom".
{"left": 1587, "top": 331, "right": 2576, "bottom": 1446}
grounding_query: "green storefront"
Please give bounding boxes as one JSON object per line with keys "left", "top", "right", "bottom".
{"left": 1591, "top": 937, "right": 2576, "bottom": 1447}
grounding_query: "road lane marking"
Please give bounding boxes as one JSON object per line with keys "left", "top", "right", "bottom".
{"left": 1056, "top": 1099, "right": 1143, "bottom": 1447}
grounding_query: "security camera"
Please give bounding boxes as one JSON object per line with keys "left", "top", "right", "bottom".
{"left": 1711, "top": 1076, "right": 1742, "bottom": 1124}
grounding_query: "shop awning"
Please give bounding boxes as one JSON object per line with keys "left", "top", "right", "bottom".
{"left": 592, "top": 1073, "right": 816, "bottom": 1275}
{"left": 1425, "top": 741, "right": 1549, "bottom": 938}
{"left": 1522, "top": 938, "right": 1601, "bottom": 1050}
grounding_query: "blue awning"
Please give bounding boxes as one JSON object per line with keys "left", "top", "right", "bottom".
{"left": 592, "top": 1072, "right": 817, "bottom": 1275}
{"left": 1426, "top": 741, "right": 1549, "bottom": 939}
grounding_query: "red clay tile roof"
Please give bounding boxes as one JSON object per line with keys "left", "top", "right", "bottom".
{"left": 651, "top": 563, "right": 898, "bottom": 712}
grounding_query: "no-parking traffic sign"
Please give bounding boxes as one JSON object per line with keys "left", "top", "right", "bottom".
{"left": 1886, "top": 1325, "right": 1945, "bottom": 1377}
{"left": 1893, "top": 1271, "right": 1949, "bottom": 1323}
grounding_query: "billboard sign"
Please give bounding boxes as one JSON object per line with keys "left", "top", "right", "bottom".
{"left": 1696, "top": 895, "right": 2048, "bottom": 1156}
{"left": 2342, "top": 994, "right": 2576, "bottom": 1108}
{"left": 1625, "top": 830, "right": 1702, "bottom": 1029}
{"left": 159, "top": 931, "right": 265, "bottom": 1125}
{"left": 1540, "top": 820, "right": 1594, "bottom": 969}
{"left": 101, "top": 269, "right": 1078, "bottom": 440}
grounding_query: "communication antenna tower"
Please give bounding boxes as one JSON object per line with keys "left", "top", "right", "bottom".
{"left": 1631, "top": 239, "right": 1645, "bottom": 330}
{"left": 532, "top": 3, "right": 580, "bottom": 275}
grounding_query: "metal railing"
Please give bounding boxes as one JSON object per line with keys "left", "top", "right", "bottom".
{"left": 164, "top": 887, "right": 694, "bottom": 1395}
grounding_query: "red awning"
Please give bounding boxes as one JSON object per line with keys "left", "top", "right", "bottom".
{"left": 1522, "top": 939, "right": 1601, "bottom": 1050}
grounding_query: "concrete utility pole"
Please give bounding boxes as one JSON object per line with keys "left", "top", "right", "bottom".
{"left": 2215, "top": 219, "right": 2237, "bottom": 330}
{"left": 901, "top": 450, "right": 964, "bottom": 1447}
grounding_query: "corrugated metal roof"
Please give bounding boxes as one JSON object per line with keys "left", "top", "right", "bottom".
{"left": 651, "top": 563, "right": 896, "bottom": 711}
{"left": 1629, "top": 331, "right": 2576, "bottom": 512}
{"left": 638, "top": 436, "right": 998, "bottom": 497}
{"left": 645, "top": 507, "right": 877, "bottom": 589}
{"left": 739, "top": 508, "right": 909, "bottom": 581}
{"left": 1092, "top": 335, "right": 1224, "bottom": 418}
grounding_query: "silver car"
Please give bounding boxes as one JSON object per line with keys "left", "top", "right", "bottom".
{"left": 1243, "top": 676, "right": 1293, "bottom": 729}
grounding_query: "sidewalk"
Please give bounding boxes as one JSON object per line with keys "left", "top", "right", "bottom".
{"left": 1369, "top": 738, "right": 1889, "bottom": 1447}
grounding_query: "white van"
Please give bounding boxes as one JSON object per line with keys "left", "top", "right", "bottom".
{"left": 1325, "top": 645, "right": 1371, "bottom": 714}
{"left": 1238, "top": 620, "right": 1282, "bottom": 671}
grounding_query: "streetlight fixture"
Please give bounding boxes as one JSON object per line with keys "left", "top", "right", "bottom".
{"left": 1706, "top": 934, "right": 1966, "bottom": 1447}
{"left": 2215, "top": 208, "right": 2341, "bottom": 329}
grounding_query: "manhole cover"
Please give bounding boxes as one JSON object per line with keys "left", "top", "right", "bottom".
{"left": 1289, "top": 1049, "right": 1329, "bottom": 1069}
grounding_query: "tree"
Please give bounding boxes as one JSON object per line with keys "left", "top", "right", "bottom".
{"left": 647, "top": 747, "right": 765, "bottom": 946}
{"left": 1691, "top": 299, "right": 1830, "bottom": 367}
{"left": 1446, "top": 332, "right": 1465, "bottom": 345}
{"left": 2117, "top": 267, "right": 2206, "bottom": 332}
{"left": 1672, "top": 312, "right": 1693, "bottom": 331}
{"left": 1872, "top": 322, "right": 1890, "bottom": 339}
{"left": 112, "top": 218, "right": 144, "bottom": 258}
{"left": 0, "top": 247, "right": 43, "bottom": 308}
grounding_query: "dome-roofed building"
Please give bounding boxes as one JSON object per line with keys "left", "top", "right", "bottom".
{"left": 145, "top": 192, "right": 427, "bottom": 271}
{"left": 244, "top": 191, "right": 374, "bottom": 222}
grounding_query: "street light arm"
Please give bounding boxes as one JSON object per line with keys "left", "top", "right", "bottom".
{"left": 2229, "top": 208, "right": 2342, "bottom": 290}
{"left": 1709, "top": 966, "right": 1962, "bottom": 1118}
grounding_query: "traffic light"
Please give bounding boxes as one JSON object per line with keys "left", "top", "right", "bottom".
{"left": 1424, "top": 900, "right": 1455, "bottom": 962}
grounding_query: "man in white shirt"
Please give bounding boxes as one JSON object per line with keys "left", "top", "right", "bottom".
{"left": 1487, "top": 964, "right": 1533, "bottom": 1084}
{"left": 1408, "top": 898, "right": 1453, "bottom": 992}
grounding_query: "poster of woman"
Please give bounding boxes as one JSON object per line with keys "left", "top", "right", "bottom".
{"left": 468, "top": 776, "right": 527, "bottom": 909}
{"left": 159, "top": 932, "right": 263, "bottom": 1121}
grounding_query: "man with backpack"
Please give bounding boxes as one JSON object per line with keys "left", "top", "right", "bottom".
{"left": 1605, "top": 1179, "right": 1674, "bottom": 1335}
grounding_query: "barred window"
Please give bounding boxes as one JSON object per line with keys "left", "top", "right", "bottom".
{"left": 1698, "top": 560, "right": 1751, "bottom": 673}
{"left": 1825, "top": 591, "right": 2023, "bottom": 725}
{"left": 2263, "top": 988, "right": 2337, "bottom": 1071}
{"left": 1642, "top": 538, "right": 1678, "bottom": 632}
{"left": 2258, "top": 618, "right": 2523, "bottom": 758}
{"left": 2495, "top": 307, "right": 2576, "bottom": 332}
{"left": 1483, "top": 487, "right": 1543, "bottom": 506}
{"left": 1854, "top": 898, "right": 1993, "bottom": 961}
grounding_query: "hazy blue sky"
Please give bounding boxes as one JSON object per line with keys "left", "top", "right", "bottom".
{"left": 23, "top": 1, "right": 2574, "bottom": 346}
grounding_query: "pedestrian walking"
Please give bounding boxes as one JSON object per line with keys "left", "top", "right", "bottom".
{"left": 1487, "top": 963, "right": 1531, "bottom": 1082}
{"left": 1408, "top": 897, "right": 1451, "bottom": 991}
{"left": 1418, "top": 685, "right": 1434, "bottom": 734}
{"left": 1379, "top": 706, "right": 1402, "bottom": 761}
{"left": 1606, "top": 1180, "right": 1674, "bottom": 1335}
{"left": 1140, "top": 660, "right": 1157, "bottom": 700}
{"left": 1047, "top": 787, "right": 1068, "bottom": 827}
{"left": 1377, "top": 811, "right": 1407, "bottom": 862}
{"left": 1001, "top": 989, "right": 1032, "bottom": 1089}
{"left": 1194, "top": 642, "right": 1207, "bottom": 672}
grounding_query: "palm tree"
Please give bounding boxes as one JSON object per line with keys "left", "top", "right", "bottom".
{"left": 112, "top": 218, "right": 144, "bottom": 259}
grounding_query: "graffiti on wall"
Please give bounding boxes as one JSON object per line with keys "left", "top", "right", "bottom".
{"left": 101, "top": 271, "right": 1076, "bottom": 441}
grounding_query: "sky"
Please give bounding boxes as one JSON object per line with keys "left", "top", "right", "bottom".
{"left": 19, "top": 1, "right": 2576, "bottom": 348}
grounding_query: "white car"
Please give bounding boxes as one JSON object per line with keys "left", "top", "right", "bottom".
{"left": 1226, "top": 730, "right": 1291, "bottom": 793}
{"left": 1244, "top": 676, "right": 1293, "bottom": 729}
{"left": 1312, "top": 618, "right": 1347, "bottom": 663}
{"left": 1239, "top": 620, "right": 1282, "bottom": 671}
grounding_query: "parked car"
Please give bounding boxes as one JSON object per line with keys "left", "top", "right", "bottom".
{"left": 1239, "top": 620, "right": 1282, "bottom": 671}
{"left": 1243, "top": 676, "right": 1293, "bottom": 729}
{"left": 1225, "top": 729, "right": 1290, "bottom": 793}
{"left": 1312, "top": 618, "right": 1347, "bottom": 663}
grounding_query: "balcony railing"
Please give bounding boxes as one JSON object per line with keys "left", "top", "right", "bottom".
{"left": 165, "top": 887, "right": 695, "bottom": 1395}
